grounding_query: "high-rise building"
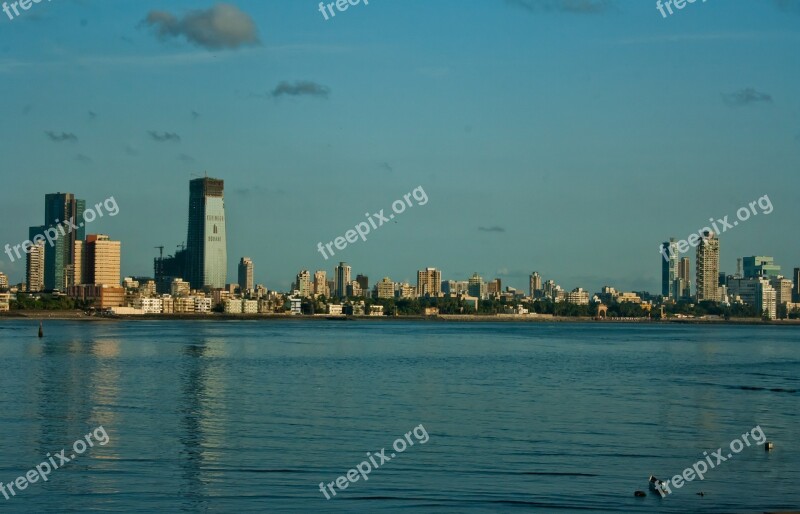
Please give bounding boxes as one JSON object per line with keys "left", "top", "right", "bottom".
{"left": 356, "top": 274, "right": 369, "bottom": 292}
{"left": 334, "top": 262, "right": 351, "bottom": 298}
{"left": 0, "top": 272, "right": 8, "bottom": 290}
{"left": 238, "top": 257, "right": 254, "bottom": 292}
{"left": 376, "top": 277, "right": 394, "bottom": 299}
{"left": 756, "top": 278, "right": 777, "bottom": 320}
{"left": 794, "top": 268, "right": 800, "bottom": 303}
{"left": 314, "top": 270, "right": 328, "bottom": 297}
{"left": 468, "top": 272, "right": 486, "bottom": 299}
{"left": 26, "top": 242, "right": 45, "bottom": 292}
{"left": 678, "top": 257, "right": 691, "bottom": 298}
{"left": 743, "top": 256, "right": 781, "bottom": 279}
{"left": 83, "top": 234, "right": 121, "bottom": 285}
{"left": 416, "top": 267, "right": 442, "bottom": 297}
{"left": 696, "top": 231, "right": 720, "bottom": 302}
{"left": 186, "top": 177, "right": 227, "bottom": 290}
{"left": 154, "top": 246, "right": 188, "bottom": 294}
{"left": 769, "top": 277, "right": 793, "bottom": 308}
{"left": 30, "top": 193, "right": 85, "bottom": 290}
{"left": 529, "top": 272, "right": 542, "bottom": 298}
{"left": 295, "top": 270, "right": 312, "bottom": 297}
{"left": 661, "top": 238, "right": 679, "bottom": 299}
{"left": 487, "top": 279, "right": 501, "bottom": 295}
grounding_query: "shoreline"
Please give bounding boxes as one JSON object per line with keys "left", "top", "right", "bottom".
{"left": 2, "top": 311, "right": 800, "bottom": 326}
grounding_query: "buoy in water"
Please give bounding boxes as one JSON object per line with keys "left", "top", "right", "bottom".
{"left": 38, "top": 322, "right": 43, "bottom": 338}
{"left": 765, "top": 441, "right": 774, "bottom": 451}
{"left": 634, "top": 490, "right": 646, "bottom": 497}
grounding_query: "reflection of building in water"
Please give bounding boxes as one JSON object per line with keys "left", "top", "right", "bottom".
{"left": 34, "top": 335, "right": 121, "bottom": 488}
{"left": 179, "top": 337, "right": 228, "bottom": 504}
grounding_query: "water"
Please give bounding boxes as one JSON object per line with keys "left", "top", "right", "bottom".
{"left": 0, "top": 320, "right": 798, "bottom": 513}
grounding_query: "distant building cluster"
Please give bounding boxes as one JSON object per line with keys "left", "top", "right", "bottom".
{"left": 662, "top": 232, "right": 799, "bottom": 320}
{"left": 3, "top": 176, "right": 798, "bottom": 321}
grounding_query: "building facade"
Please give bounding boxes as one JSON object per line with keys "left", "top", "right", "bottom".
{"left": 238, "top": 257, "right": 254, "bottom": 293}
{"left": 186, "top": 177, "right": 227, "bottom": 290}
{"left": 334, "top": 262, "right": 351, "bottom": 298}
{"left": 661, "top": 238, "right": 679, "bottom": 299}
{"left": 696, "top": 231, "right": 720, "bottom": 302}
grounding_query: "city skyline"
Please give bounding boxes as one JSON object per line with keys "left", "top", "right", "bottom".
{"left": 0, "top": 1, "right": 798, "bottom": 293}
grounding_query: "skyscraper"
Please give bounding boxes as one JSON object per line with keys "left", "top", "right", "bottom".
{"left": 83, "top": 234, "right": 121, "bottom": 285}
{"left": 334, "top": 262, "right": 351, "bottom": 298}
{"left": 661, "top": 238, "right": 679, "bottom": 299}
{"left": 529, "top": 272, "right": 542, "bottom": 298}
{"left": 678, "top": 257, "right": 691, "bottom": 298}
{"left": 26, "top": 241, "right": 45, "bottom": 292}
{"left": 186, "top": 177, "right": 227, "bottom": 290}
{"left": 30, "top": 193, "right": 85, "bottom": 290}
{"left": 238, "top": 257, "right": 254, "bottom": 292}
{"left": 794, "top": 268, "right": 800, "bottom": 303}
{"left": 416, "top": 267, "right": 442, "bottom": 297}
{"left": 696, "top": 231, "right": 720, "bottom": 302}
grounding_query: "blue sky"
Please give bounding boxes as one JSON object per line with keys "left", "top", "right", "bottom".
{"left": 0, "top": 0, "right": 798, "bottom": 293}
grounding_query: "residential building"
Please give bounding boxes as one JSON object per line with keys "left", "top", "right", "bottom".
{"left": 756, "top": 278, "right": 777, "bottom": 320}
{"left": 369, "top": 304, "right": 385, "bottom": 316}
{"left": 238, "top": 257, "right": 254, "bottom": 293}
{"left": 770, "top": 277, "right": 793, "bottom": 308}
{"left": 0, "top": 292, "right": 10, "bottom": 311}
{"left": 194, "top": 297, "right": 212, "bottom": 313}
{"left": 224, "top": 299, "right": 243, "bottom": 314}
{"left": 398, "top": 282, "right": 415, "bottom": 299}
{"left": 0, "top": 272, "right": 7, "bottom": 290}
{"left": 295, "top": 270, "right": 312, "bottom": 297}
{"left": 327, "top": 304, "right": 343, "bottom": 315}
{"left": 529, "top": 272, "right": 542, "bottom": 298}
{"left": 566, "top": 287, "right": 589, "bottom": 305}
{"left": 376, "top": 277, "right": 395, "bottom": 299}
{"left": 743, "top": 256, "right": 781, "bottom": 279}
{"left": 334, "top": 262, "right": 351, "bottom": 298}
{"left": 26, "top": 242, "right": 45, "bottom": 292}
{"left": 243, "top": 299, "right": 258, "bottom": 314}
{"left": 661, "top": 238, "right": 679, "bottom": 300}
{"left": 290, "top": 297, "right": 302, "bottom": 315}
{"left": 134, "top": 297, "right": 164, "bottom": 314}
{"left": 696, "top": 231, "right": 721, "bottom": 302}
{"left": 314, "top": 270, "right": 328, "bottom": 297}
{"left": 347, "top": 281, "right": 362, "bottom": 298}
{"left": 416, "top": 267, "right": 442, "bottom": 297}
{"left": 186, "top": 177, "right": 227, "bottom": 290}
{"left": 487, "top": 279, "right": 502, "bottom": 296}
{"left": 171, "top": 278, "right": 190, "bottom": 297}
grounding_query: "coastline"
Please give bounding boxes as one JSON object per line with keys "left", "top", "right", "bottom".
{"left": 2, "top": 310, "right": 800, "bottom": 325}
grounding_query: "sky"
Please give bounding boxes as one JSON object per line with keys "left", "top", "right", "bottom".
{"left": 0, "top": 0, "right": 798, "bottom": 293}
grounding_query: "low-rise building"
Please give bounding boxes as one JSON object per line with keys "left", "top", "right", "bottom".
{"left": 224, "top": 299, "right": 243, "bottom": 314}
{"left": 0, "top": 292, "right": 10, "bottom": 311}
{"left": 290, "top": 297, "right": 302, "bottom": 315}
{"left": 194, "top": 297, "right": 212, "bottom": 313}
{"left": 134, "top": 297, "right": 163, "bottom": 314}
{"left": 243, "top": 300, "right": 258, "bottom": 314}
{"left": 369, "top": 304, "right": 385, "bottom": 316}
{"left": 327, "top": 304, "right": 343, "bottom": 315}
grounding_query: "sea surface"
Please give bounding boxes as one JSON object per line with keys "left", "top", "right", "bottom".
{"left": 0, "top": 320, "right": 798, "bottom": 513}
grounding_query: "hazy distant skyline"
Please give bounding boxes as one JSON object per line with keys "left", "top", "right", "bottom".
{"left": 1, "top": 0, "right": 798, "bottom": 293}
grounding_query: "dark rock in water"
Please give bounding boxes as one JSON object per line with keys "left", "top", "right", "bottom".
{"left": 634, "top": 490, "right": 646, "bottom": 497}
{"left": 38, "top": 322, "right": 43, "bottom": 338}
{"left": 696, "top": 492, "right": 705, "bottom": 496}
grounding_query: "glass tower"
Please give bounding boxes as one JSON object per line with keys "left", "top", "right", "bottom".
{"left": 186, "top": 177, "right": 227, "bottom": 290}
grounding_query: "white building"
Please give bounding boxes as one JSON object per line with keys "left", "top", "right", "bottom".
{"left": 243, "top": 300, "right": 258, "bottom": 314}
{"left": 756, "top": 279, "right": 777, "bottom": 320}
{"left": 134, "top": 297, "right": 163, "bottom": 314}
{"left": 224, "top": 299, "right": 243, "bottom": 314}
{"left": 327, "top": 304, "right": 343, "bottom": 315}
{"left": 194, "top": 297, "right": 212, "bottom": 313}
{"left": 566, "top": 288, "right": 589, "bottom": 305}
{"left": 290, "top": 297, "right": 302, "bottom": 314}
